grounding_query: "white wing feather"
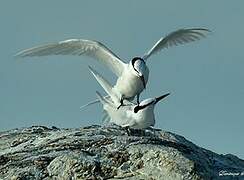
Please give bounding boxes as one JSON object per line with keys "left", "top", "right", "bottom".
{"left": 143, "top": 28, "right": 211, "bottom": 60}
{"left": 16, "top": 39, "right": 126, "bottom": 76}
{"left": 96, "top": 91, "right": 115, "bottom": 109}
{"left": 88, "top": 66, "right": 121, "bottom": 107}
{"left": 79, "top": 95, "right": 111, "bottom": 110}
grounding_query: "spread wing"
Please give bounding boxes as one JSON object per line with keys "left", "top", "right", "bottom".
{"left": 143, "top": 28, "right": 211, "bottom": 60}
{"left": 16, "top": 39, "right": 126, "bottom": 76}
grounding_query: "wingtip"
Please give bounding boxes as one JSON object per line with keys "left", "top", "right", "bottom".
{"left": 187, "top": 28, "right": 213, "bottom": 39}
{"left": 88, "top": 66, "right": 98, "bottom": 78}
{"left": 191, "top": 28, "right": 213, "bottom": 36}
{"left": 88, "top": 65, "right": 92, "bottom": 70}
{"left": 14, "top": 49, "right": 34, "bottom": 58}
{"left": 79, "top": 97, "right": 100, "bottom": 110}
{"left": 95, "top": 91, "right": 103, "bottom": 101}
{"left": 88, "top": 65, "right": 95, "bottom": 73}
{"left": 188, "top": 28, "right": 212, "bottom": 32}
{"left": 204, "top": 28, "right": 212, "bottom": 33}
{"left": 14, "top": 51, "right": 23, "bottom": 58}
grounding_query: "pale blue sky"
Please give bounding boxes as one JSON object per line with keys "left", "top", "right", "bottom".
{"left": 0, "top": 1, "right": 243, "bottom": 159}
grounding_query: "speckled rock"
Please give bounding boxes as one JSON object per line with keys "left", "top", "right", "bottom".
{"left": 0, "top": 125, "right": 243, "bottom": 180}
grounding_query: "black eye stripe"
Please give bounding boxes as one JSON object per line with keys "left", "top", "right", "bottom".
{"left": 134, "top": 101, "right": 154, "bottom": 113}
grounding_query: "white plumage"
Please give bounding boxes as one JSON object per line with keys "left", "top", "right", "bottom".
{"left": 89, "top": 66, "right": 170, "bottom": 129}
{"left": 16, "top": 28, "right": 210, "bottom": 108}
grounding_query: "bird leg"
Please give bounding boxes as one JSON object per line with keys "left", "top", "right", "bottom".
{"left": 123, "top": 126, "right": 132, "bottom": 136}
{"left": 117, "top": 96, "right": 124, "bottom": 109}
{"left": 137, "top": 129, "right": 146, "bottom": 136}
{"left": 136, "top": 94, "right": 140, "bottom": 105}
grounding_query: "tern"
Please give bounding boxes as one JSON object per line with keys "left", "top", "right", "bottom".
{"left": 89, "top": 66, "right": 170, "bottom": 129}
{"left": 16, "top": 28, "right": 209, "bottom": 108}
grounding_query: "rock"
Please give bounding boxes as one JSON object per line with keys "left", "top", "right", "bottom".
{"left": 0, "top": 125, "right": 243, "bottom": 180}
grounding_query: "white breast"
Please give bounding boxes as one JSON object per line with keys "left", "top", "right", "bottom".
{"left": 131, "top": 106, "right": 155, "bottom": 129}
{"left": 105, "top": 104, "right": 135, "bottom": 127}
{"left": 103, "top": 100, "right": 155, "bottom": 129}
{"left": 113, "top": 65, "right": 149, "bottom": 99}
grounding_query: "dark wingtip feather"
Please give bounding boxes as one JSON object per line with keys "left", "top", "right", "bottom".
{"left": 14, "top": 51, "right": 25, "bottom": 58}
{"left": 188, "top": 28, "right": 212, "bottom": 32}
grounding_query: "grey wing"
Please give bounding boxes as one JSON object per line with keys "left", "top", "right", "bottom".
{"left": 16, "top": 39, "right": 126, "bottom": 76}
{"left": 143, "top": 28, "right": 211, "bottom": 60}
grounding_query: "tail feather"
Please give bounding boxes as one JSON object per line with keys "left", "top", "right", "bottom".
{"left": 95, "top": 91, "right": 114, "bottom": 108}
{"left": 80, "top": 99, "right": 100, "bottom": 110}
{"left": 80, "top": 95, "right": 110, "bottom": 110}
{"left": 102, "top": 110, "right": 110, "bottom": 124}
{"left": 96, "top": 91, "right": 112, "bottom": 124}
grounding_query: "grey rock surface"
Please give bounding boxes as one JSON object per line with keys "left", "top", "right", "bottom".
{"left": 0, "top": 125, "right": 243, "bottom": 180}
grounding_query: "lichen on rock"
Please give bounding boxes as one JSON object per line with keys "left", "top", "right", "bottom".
{"left": 0, "top": 125, "right": 244, "bottom": 180}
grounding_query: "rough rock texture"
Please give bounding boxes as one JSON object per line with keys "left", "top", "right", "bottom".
{"left": 0, "top": 125, "right": 244, "bottom": 180}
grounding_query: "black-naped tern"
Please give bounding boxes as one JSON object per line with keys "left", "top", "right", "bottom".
{"left": 16, "top": 28, "right": 210, "bottom": 108}
{"left": 89, "top": 66, "right": 170, "bottom": 129}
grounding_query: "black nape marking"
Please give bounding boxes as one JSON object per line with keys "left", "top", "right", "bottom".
{"left": 134, "top": 100, "right": 154, "bottom": 113}
{"left": 131, "top": 57, "right": 145, "bottom": 74}
{"left": 132, "top": 57, "right": 144, "bottom": 67}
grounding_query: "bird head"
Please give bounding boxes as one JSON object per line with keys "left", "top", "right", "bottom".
{"left": 131, "top": 57, "right": 147, "bottom": 88}
{"left": 133, "top": 93, "right": 170, "bottom": 113}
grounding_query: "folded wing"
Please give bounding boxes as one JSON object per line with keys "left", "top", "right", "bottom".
{"left": 88, "top": 66, "right": 121, "bottom": 107}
